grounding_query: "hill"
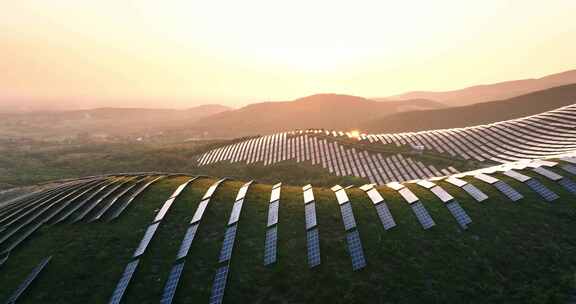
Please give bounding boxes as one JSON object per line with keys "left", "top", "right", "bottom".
{"left": 187, "top": 94, "right": 444, "bottom": 138}
{"left": 0, "top": 104, "right": 231, "bottom": 141}
{"left": 2, "top": 165, "right": 576, "bottom": 303}
{"left": 384, "top": 69, "right": 576, "bottom": 106}
{"left": 362, "top": 84, "right": 576, "bottom": 133}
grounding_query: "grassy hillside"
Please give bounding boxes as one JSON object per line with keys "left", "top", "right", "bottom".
{"left": 363, "top": 84, "right": 576, "bottom": 133}
{"left": 0, "top": 105, "right": 231, "bottom": 142}
{"left": 2, "top": 171, "right": 576, "bottom": 303}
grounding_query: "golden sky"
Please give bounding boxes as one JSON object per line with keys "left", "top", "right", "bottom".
{"left": 1, "top": 0, "right": 575, "bottom": 108}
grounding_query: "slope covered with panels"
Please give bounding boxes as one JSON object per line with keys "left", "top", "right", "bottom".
{"left": 3, "top": 160, "right": 576, "bottom": 303}
{"left": 197, "top": 104, "right": 576, "bottom": 184}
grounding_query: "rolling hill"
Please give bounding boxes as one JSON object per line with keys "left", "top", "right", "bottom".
{"left": 384, "top": 69, "right": 576, "bottom": 106}
{"left": 186, "top": 94, "right": 444, "bottom": 138}
{"left": 362, "top": 84, "right": 576, "bottom": 133}
{"left": 2, "top": 159, "right": 576, "bottom": 303}
{"left": 0, "top": 104, "right": 231, "bottom": 141}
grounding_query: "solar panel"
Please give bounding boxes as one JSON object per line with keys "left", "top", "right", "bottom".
{"left": 411, "top": 202, "right": 435, "bottom": 230}
{"left": 365, "top": 188, "right": 384, "bottom": 205}
{"left": 133, "top": 222, "right": 160, "bottom": 258}
{"left": 235, "top": 181, "right": 252, "bottom": 201}
{"left": 339, "top": 202, "right": 357, "bottom": 231}
{"left": 190, "top": 199, "right": 210, "bottom": 224}
{"left": 503, "top": 170, "right": 531, "bottom": 182}
{"left": 430, "top": 186, "right": 454, "bottom": 203}
{"left": 445, "top": 177, "right": 467, "bottom": 187}
{"left": 562, "top": 164, "right": 576, "bottom": 175}
{"left": 154, "top": 197, "right": 177, "bottom": 222}
{"left": 334, "top": 189, "right": 350, "bottom": 205}
{"left": 445, "top": 201, "right": 472, "bottom": 229}
{"left": 218, "top": 225, "right": 237, "bottom": 263}
{"left": 160, "top": 261, "right": 185, "bottom": 304}
{"left": 416, "top": 180, "right": 436, "bottom": 189}
{"left": 533, "top": 167, "right": 562, "bottom": 181}
{"left": 227, "top": 199, "right": 244, "bottom": 226}
{"left": 208, "top": 265, "right": 229, "bottom": 304}
{"left": 304, "top": 202, "right": 318, "bottom": 230}
{"left": 109, "top": 259, "right": 140, "bottom": 304}
{"left": 0, "top": 252, "right": 8, "bottom": 267}
{"left": 303, "top": 188, "right": 315, "bottom": 204}
{"left": 306, "top": 228, "right": 321, "bottom": 268}
{"left": 525, "top": 179, "right": 559, "bottom": 202}
{"left": 169, "top": 179, "right": 193, "bottom": 199}
{"left": 203, "top": 179, "right": 226, "bottom": 200}
{"left": 345, "top": 230, "right": 367, "bottom": 271}
{"left": 263, "top": 226, "right": 278, "bottom": 266}
{"left": 4, "top": 256, "right": 52, "bottom": 304}
{"left": 270, "top": 186, "right": 281, "bottom": 202}
{"left": 267, "top": 200, "right": 279, "bottom": 227}
{"left": 108, "top": 176, "right": 164, "bottom": 220}
{"left": 461, "top": 184, "right": 489, "bottom": 202}
{"left": 374, "top": 202, "right": 396, "bottom": 230}
{"left": 474, "top": 173, "right": 499, "bottom": 184}
{"left": 398, "top": 188, "right": 419, "bottom": 204}
{"left": 493, "top": 181, "right": 523, "bottom": 201}
{"left": 558, "top": 178, "right": 576, "bottom": 194}
{"left": 176, "top": 223, "right": 199, "bottom": 260}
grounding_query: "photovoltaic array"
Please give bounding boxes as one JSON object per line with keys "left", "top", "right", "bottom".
{"left": 332, "top": 185, "right": 367, "bottom": 271}
{"left": 264, "top": 183, "right": 281, "bottom": 266}
{"left": 159, "top": 178, "right": 226, "bottom": 303}
{"left": 303, "top": 185, "right": 321, "bottom": 268}
{"left": 208, "top": 181, "right": 253, "bottom": 304}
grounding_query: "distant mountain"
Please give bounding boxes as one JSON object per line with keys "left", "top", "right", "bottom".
{"left": 383, "top": 69, "right": 576, "bottom": 106}
{"left": 362, "top": 84, "right": 576, "bottom": 133}
{"left": 187, "top": 94, "right": 444, "bottom": 137}
{"left": 0, "top": 104, "right": 231, "bottom": 140}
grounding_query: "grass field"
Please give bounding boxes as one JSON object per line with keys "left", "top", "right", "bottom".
{"left": 2, "top": 168, "right": 576, "bottom": 303}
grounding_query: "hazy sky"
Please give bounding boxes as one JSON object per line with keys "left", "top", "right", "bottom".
{"left": 1, "top": 0, "right": 575, "bottom": 109}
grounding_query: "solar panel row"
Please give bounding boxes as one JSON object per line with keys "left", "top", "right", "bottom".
{"left": 198, "top": 132, "right": 453, "bottom": 184}
{"left": 110, "top": 178, "right": 197, "bottom": 304}
{"left": 159, "top": 179, "right": 227, "bottom": 303}
{"left": 525, "top": 179, "right": 559, "bottom": 202}
{"left": 5, "top": 256, "right": 52, "bottom": 304}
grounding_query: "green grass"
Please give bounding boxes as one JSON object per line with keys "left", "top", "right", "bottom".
{"left": 3, "top": 173, "right": 576, "bottom": 303}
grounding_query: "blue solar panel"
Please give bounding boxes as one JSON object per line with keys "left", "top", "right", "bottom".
{"left": 109, "top": 259, "right": 140, "bottom": 304}
{"left": 218, "top": 225, "right": 237, "bottom": 263}
{"left": 190, "top": 199, "right": 210, "bottom": 224}
{"left": 445, "top": 201, "right": 472, "bottom": 229}
{"left": 411, "top": 202, "right": 435, "bottom": 230}
{"left": 558, "top": 178, "right": 576, "bottom": 194}
{"left": 160, "top": 261, "right": 185, "bottom": 304}
{"left": 133, "top": 222, "right": 160, "bottom": 258}
{"left": 374, "top": 202, "right": 396, "bottom": 230}
{"left": 263, "top": 226, "right": 278, "bottom": 266}
{"left": 176, "top": 223, "right": 199, "bottom": 260}
{"left": 493, "top": 181, "right": 523, "bottom": 202}
{"left": 345, "top": 230, "right": 367, "bottom": 271}
{"left": 227, "top": 199, "right": 244, "bottom": 225}
{"left": 339, "top": 202, "right": 357, "bottom": 231}
{"left": 306, "top": 228, "right": 321, "bottom": 268}
{"left": 525, "top": 179, "right": 559, "bottom": 202}
{"left": 5, "top": 256, "right": 52, "bottom": 304}
{"left": 562, "top": 164, "right": 576, "bottom": 175}
{"left": 209, "top": 265, "right": 229, "bottom": 304}
{"left": 267, "top": 200, "right": 279, "bottom": 227}
{"left": 304, "top": 202, "right": 317, "bottom": 230}
{"left": 461, "top": 184, "right": 489, "bottom": 202}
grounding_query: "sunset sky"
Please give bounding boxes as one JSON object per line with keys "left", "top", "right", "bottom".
{"left": 1, "top": 0, "right": 576, "bottom": 109}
